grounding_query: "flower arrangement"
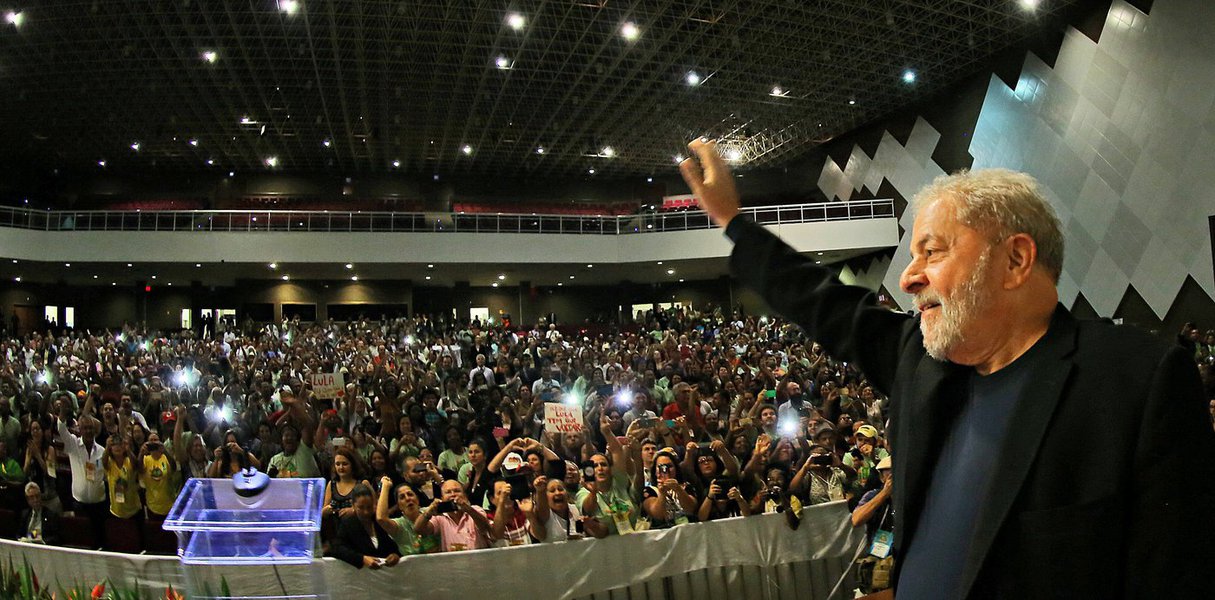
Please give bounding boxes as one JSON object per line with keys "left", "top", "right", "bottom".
{"left": 0, "top": 557, "right": 186, "bottom": 600}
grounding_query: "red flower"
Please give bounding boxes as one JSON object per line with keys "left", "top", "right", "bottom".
{"left": 91, "top": 582, "right": 105, "bottom": 599}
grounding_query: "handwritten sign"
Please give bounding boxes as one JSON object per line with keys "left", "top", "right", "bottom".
{"left": 544, "top": 403, "right": 583, "bottom": 434}
{"left": 309, "top": 372, "right": 345, "bottom": 400}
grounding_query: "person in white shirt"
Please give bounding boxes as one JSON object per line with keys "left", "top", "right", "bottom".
{"left": 57, "top": 412, "right": 108, "bottom": 548}
{"left": 467, "top": 354, "right": 494, "bottom": 391}
{"left": 527, "top": 475, "right": 604, "bottom": 542}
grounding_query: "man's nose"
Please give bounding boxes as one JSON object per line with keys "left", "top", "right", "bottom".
{"left": 900, "top": 258, "right": 927, "bottom": 295}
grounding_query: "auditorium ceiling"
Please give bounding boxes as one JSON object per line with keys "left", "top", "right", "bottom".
{"left": 0, "top": 0, "right": 1104, "bottom": 179}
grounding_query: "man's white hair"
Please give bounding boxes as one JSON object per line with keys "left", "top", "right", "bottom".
{"left": 913, "top": 168, "right": 1064, "bottom": 283}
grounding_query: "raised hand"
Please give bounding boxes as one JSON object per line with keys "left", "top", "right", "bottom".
{"left": 678, "top": 138, "right": 740, "bottom": 229}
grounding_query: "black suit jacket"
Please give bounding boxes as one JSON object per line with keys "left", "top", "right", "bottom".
{"left": 327, "top": 514, "right": 400, "bottom": 568}
{"left": 19, "top": 508, "right": 60, "bottom": 546}
{"left": 727, "top": 217, "right": 1215, "bottom": 598}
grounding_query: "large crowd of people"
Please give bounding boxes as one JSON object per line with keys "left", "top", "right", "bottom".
{"left": 0, "top": 305, "right": 1209, "bottom": 576}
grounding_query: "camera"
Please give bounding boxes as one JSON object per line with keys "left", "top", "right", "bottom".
{"left": 432, "top": 500, "right": 457, "bottom": 514}
{"left": 810, "top": 453, "right": 834, "bottom": 466}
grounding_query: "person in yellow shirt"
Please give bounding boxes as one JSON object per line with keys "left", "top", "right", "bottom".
{"left": 139, "top": 432, "right": 179, "bottom": 519}
{"left": 102, "top": 433, "right": 142, "bottom": 520}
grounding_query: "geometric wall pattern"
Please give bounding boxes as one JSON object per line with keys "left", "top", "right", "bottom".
{"left": 824, "top": 0, "right": 1215, "bottom": 317}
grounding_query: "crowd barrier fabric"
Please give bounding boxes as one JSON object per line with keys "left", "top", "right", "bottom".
{"left": 0, "top": 501, "right": 864, "bottom": 600}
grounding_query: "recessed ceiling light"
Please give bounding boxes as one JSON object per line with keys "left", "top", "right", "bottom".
{"left": 492, "top": 282, "right": 499, "bottom": 288}
{"left": 506, "top": 13, "right": 525, "bottom": 30}
{"left": 202, "top": 51, "right": 218, "bottom": 64}
{"left": 679, "top": 279, "right": 685, "bottom": 282}
{"left": 569, "top": 275, "right": 575, "bottom": 279}
{"left": 685, "top": 71, "right": 702, "bottom": 86}
{"left": 557, "top": 282, "right": 563, "bottom": 287}
{"left": 64, "top": 263, "right": 70, "bottom": 267}
{"left": 425, "top": 276, "right": 431, "bottom": 280}
{"left": 126, "top": 263, "right": 132, "bottom": 267}
{"left": 13, "top": 277, "right": 20, "bottom": 282}
{"left": 588, "top": 168, "right": 595, "bottom": 174}
{"left": 269, "top": 263, "right": 278, "bottom": 269}
{"left": 666, "top": 269, "right": 675, "bottom": 275}
{"left": 111, "top": 282, "right": 116, "bottom": 286}
{"left": 151, "top": 275, "right": 157, "bottom": 279}
{"left": 657, "top": 261, "right": 663, "bottom": 265}
{"left": 93, "top": 275, "right": 98, "bottom": 279}
{"left": 498, "top": 274, "right": 506, "bottom": 280}
{"left": 195, "top": 263, "right": 201, "bottom": 267}
{"left": 351, "top": 276, "right": 358, "bottom": 281}
{"left": 815, "top": 261, "right": 822, "bottom": 264}
{"left": 427, "top": 264, "right": 434, "bottom": 268}
{"left": 228, "top": 171, "right": 235, "bottom": 177}
{"left": 282, "top": 275, "right": 290, "bottom": 281}
{"left": 392, "top": 159, "right": 401, "bottom": 168}
{"left": 536, "top": 147, "right": 545, "bottom": 154}
{"left": 461, "top": 145, "right": 473, "bottom": 155}
{"left": 621, "top": 22, "right": 640, "bottom": 41}
{"left": 646, "top": 177, "right": 653, "bottom": 183}
{"left": 167, "top": 282, "right": 173, "bottom": 286}
{"left": 345, "top": 263, "right": 353, "bottom": 269}
{"left": 902, "top": 69, "right": 917, "bottom": 84}
{"left": 206, "top": 159, "right": 215, "bottom": 165}
{"left": 848, "top": 99, "right": 856, "bottom": 106}
{"left": 817, "top": 252, "right": 823, "bottom": 255}
{"left": 586, "top": 264, "right": 593, "bottom": 268}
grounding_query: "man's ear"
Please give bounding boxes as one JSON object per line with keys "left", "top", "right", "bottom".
{"left": 1003, "top": 233, "right": 1038, "bottom": 289}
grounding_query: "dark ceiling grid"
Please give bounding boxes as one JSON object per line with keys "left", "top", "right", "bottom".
{"left": 0, "top": 0, "right": 1098, "bottom": 180}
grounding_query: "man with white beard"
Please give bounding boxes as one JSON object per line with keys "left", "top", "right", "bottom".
{"left": 679, "top": 139, "right": 1213, "bottom": 599}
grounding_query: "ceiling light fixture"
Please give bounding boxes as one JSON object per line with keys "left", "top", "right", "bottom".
{"left": 588, "top": 168, "right": 595, "bottom": 174}
{"left": 281, "top": 275, "right": 290, "bottom": 281}
{"left": 5, "top": 11, "right": 24, "bottom": 27}
{"left": 506, "top": 13, "right": 525, "bottom": 30}
{"left": 202, "top": 51, "right": 218, "bottom": 63}
{"left": 536, "top": 147, "right": 545, "bottom": 154}
{"left": 130, "top": 142, "right": 140, "bottom": 151}
{"left": 392, "top": 159, "right": 401, "bottom": 168}
{"left": 98, "top": 160, "right": 107, "bottom": 167}
{"left": 600, "top": 146, "right": 615, "bottom": 157}
{"left": 264, "top": 156, "right": 278, "bottom": 167}
{"left": 770, "top": 86, "right": 787, "bottom": 97}
{"left": 1020, "top": 0, "right": 1040, "bottom": 9}
{"left": 351, "top": 276, "right": 358, "bottom": 281}
{"left": 322, "top": 139, "right": 331, "bottom": 148}
{"left": 495, "top": 55, "right": 512, "bottom": 70}
{"left": 492, "top": 282, "right": 499, "bottom": 288}
{"left": 902, "top": 69, "right": 917, "bottom": 84}
{"left": 269, "top": 263, "right": 278, "bottom": 269}
{"left": 278, "top": 0, "right": 299, "bottom": 16}
{"left": 498, "top": 274, "right": 506, "bottom": 280}
{"left": 666, "top": 269, "right": 675, "bottom": 275}
{"left": 685, "top": 71, "right": 702, "bottom": 86}
{"left": 461, "top": 145, "right": 473, "bottom": 155}
{"left": 188, "top": 139, "right": 199, "bottom": 146}
{"left": 621, "top": 22, "right": 640, "bottom": 41}
{"left": 206, "top": 159, "right": 214, "bottom": 165}
{"left": 848, "top": 99, "right": 856, "bottom": 106}
{"left": 345, "top": 263, "right": 353, "bottom": 269}
{"left": 425, "top": 276, "right": 431, "bottom": 280}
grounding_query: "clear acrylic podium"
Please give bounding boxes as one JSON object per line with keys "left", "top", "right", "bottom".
{"left": 163, "top": 477, "right": 328, "bottom": 599}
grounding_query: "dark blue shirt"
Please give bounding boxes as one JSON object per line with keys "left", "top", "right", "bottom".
{"left": 896, "top": 346, "right": 1038, "bottom": 599}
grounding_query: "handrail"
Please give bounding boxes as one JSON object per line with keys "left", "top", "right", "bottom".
{"left": 0, "top": 200, "right": 894, "bottom": 234}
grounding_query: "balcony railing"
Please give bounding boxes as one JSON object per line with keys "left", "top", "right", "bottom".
{"left": 0, "top": 199, "right": 893, "bottom": 234}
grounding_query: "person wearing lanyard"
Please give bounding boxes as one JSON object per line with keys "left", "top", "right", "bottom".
{"left": 57, "top": 411, "right": 107, "bottom": 548}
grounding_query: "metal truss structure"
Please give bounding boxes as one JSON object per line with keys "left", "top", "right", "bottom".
{"left": 0, "top": 0, "right": 1099, "bottom": 178}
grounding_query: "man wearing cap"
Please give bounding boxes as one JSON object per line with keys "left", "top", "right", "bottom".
{"left": 680, "top": 139, "right": 1215, "bottom": 597}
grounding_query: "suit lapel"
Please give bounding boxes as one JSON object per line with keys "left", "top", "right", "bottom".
{"left": 956, "top": 305, "right": 1078, "bottom": 597}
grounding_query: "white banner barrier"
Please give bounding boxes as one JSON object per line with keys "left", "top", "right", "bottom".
{"left": 0, "top": 501, "right": 864, "bottom": 600}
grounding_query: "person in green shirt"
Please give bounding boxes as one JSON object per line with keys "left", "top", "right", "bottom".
{"left": 576, "top": 414, "right": 638, "bottom": 534}
{"left": 376, "top": 476, "right": 439, "bottom": 555}
{"left": 0, "top": 440, "right": 24, "bottom": 483}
